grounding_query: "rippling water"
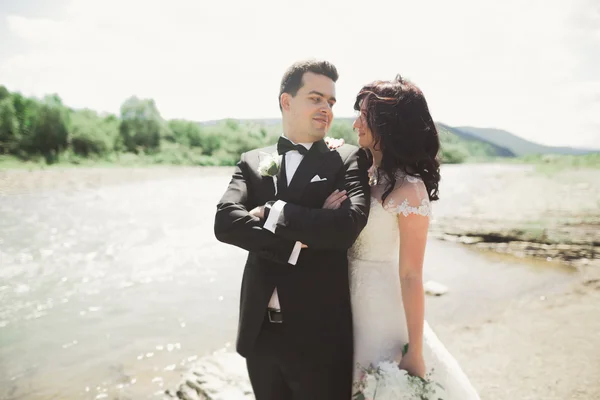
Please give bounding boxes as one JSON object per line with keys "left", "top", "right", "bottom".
{"left": 0, "top": 171, "right": 249, "bottom": 399}
{"left": 0, "top": 165, "right": 576, "bottom": 400}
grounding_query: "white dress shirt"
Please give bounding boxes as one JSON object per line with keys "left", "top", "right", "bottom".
{"left": 262, "top": 136, "right": 313, "bottom": 310}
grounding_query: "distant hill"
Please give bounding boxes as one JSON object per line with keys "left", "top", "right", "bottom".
{"left": 436, "top": 123, "right": 515, "bottom": 158}
{"left": 455, "top": 126, "right": 597, "bottom": 156}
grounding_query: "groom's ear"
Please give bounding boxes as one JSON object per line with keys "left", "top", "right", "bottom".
{"left": 280, "top": 93, "right": 291, "bottom": 112}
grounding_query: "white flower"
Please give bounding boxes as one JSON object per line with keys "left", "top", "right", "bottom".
{"left": 324, "top": 136, "right": 345, "bottom": 149}
{"left": 257, "top": 152, "right": 281, "bottom": 177}
{"left": 365, "top": 373, "right": 380, "bottom": 399}
{"left": 377, "top": 363, "right": 413, "bottom": 399}
{"left": 378, "top": 361, "right": 400, "bottom": 376}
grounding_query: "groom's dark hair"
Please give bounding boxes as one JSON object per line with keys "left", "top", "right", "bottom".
{"left": 279, "top": 59, "right": 339, "bottom": 111}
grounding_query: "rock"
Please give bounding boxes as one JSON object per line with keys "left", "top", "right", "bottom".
{"left": 177, "top": 385, "right": 204, "bottom": 400}
{"left": 457, "top": 236, "right": 485, "bottom": 244}
{"left": 169, "top": 351, "right": 254, "bottom": 400}
{"left": 424, "top": 280, "right": 449, "bottom": 296}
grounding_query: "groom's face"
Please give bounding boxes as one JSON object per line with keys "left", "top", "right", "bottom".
{"left": 284, "top": 72, "right": 336, "bottom": 141}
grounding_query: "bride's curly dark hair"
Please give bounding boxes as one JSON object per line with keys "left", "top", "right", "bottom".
{"left": 354, "top": 75, "right": 441, "bottom": 202}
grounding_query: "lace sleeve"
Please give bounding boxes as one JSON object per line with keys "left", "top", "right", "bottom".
{"left": 381, "top": 175, "right": 432, "bottom": 217}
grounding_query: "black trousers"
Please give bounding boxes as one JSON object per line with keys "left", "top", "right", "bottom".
{"left": 245, "top": 314, "right": 353, "bottom": 400}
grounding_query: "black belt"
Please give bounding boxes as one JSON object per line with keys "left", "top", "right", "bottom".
{"left": 267, "top": 308, "right": 283, "bottom": 324}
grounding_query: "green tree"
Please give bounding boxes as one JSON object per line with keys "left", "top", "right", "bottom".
{"left": 167, "top": 119, "right": 206, "bottom": 148}
{"left": 0, "top": 97, "right": 20, "bottom": 154}
{"left": 439, "top": 143, "right": 468, "bottom": 163}
{"left": 119, "top": 96, "right": 170, "bottom": 153}
{"left": 70, "top": 109, "right": 119, "bottom": 157}
{"left": 10, "top": 92, "right": 39, "bottom": 155}
{"left": 205, "top": 120, "right": 266, "bottom": 162}
{"left": 328, "top": 120, "right": 358, "bottom": 145}
{"left": 30, "top": 95, "right": 70, "bottom": 163}
{"left": 0, "top": 85, "right": 10, "bottom": 101}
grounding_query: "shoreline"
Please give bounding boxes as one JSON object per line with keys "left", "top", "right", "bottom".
{"left": 430, "top": 220, "right": 599, "bottom": 270}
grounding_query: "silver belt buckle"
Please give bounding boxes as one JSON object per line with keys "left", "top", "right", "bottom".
{"left": 268, "top": 309, "right": 283, "bottom": 324}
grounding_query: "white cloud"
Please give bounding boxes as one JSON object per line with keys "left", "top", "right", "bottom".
{"left": 1, "top": 0, "right": 598, "bottom": 148}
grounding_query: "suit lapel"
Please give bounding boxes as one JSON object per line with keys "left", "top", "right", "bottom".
{"left": 276, "top": 155, "right": 288, "bottom": 198}
{"left": 286, "top": 140, "right": 331, "bottom": 202}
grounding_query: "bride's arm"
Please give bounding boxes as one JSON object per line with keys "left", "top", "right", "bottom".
{"left": 387, "top": 178, "right": 432, "bottom": 377}
{"left": 398, "top": 212, "right": 428, "bottom": 357}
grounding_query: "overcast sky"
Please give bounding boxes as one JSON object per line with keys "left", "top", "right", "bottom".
{"left": 1, "top": 0, "right": 598, "bottom": 148}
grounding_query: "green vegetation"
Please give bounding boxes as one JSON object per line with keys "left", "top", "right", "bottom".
{"left": 518, "top": 153, "right": 600, "bottom": 175}
{"left": 0, "top": 85, "right": 284, "bottom": 168}
{"left": 2, "top": 85, "right": 595, "bottom": 170}
{"left": 517, "top": 153, "right": 600, "bottom": 167}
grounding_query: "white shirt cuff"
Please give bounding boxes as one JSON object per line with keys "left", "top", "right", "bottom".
{"left": 263, "top": 200, "right": 286, "bottom": 233}
{"left": 287, "top": 241, "right": 302, "bottom": 265}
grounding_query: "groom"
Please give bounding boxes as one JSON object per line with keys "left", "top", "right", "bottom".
{"left": 214, "top": 60, "right": 370, "bottom": 399}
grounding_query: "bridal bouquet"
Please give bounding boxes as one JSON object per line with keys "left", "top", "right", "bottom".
{"left": 352, "top": 362, "right": 444, "bottom": 400}
{"left": 353, "top": 346, "right": 444, "bottom": 400}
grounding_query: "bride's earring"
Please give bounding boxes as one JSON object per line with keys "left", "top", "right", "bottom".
{"left": 368, "top": 167, "right": 378, "bottom": 186}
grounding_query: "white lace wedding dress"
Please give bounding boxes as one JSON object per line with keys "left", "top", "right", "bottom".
{"left": 349, "top": 170, "right": 480, "bottom": 399}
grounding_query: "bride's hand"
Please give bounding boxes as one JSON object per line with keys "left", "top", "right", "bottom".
{"left": 398, "top": 350, "right": 426, "bottom": 379}
{"left": 322, "top": 189, "right": 347, "bottom": 209}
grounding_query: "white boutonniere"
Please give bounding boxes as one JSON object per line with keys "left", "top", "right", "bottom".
{"left": 324, "top": 136, "right": 344, "bottom": 150}
{"left": 258, "top": 152, "right": 282, "bottom": 194}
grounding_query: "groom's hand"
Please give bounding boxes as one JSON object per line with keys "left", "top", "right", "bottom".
{"left": 322, "top": 189, "right": 347, "bottom": 209}
{"left": 249, "top": 206, "right": 265, "bottom": 219}
{"left": 249, "top": 205, "right": 308, "bottom": 248}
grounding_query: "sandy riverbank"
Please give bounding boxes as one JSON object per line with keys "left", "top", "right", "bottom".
{"left": 436, "top": 267, "right": 600, "bottom": 400}
{"left": 167, "top": 271, "right": 600, "bottom": 400}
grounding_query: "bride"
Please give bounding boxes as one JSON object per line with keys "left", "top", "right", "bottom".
{"left": 325, "top": 75, "right": 480, "bottom": 399}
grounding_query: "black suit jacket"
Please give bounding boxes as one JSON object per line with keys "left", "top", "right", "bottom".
{"left": 214, "top": 139, "right": 370, "bottom": 357}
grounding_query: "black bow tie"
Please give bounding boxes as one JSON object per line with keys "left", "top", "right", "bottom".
{"left": 277, "top": 137, "right": 309, "bottom": 156}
